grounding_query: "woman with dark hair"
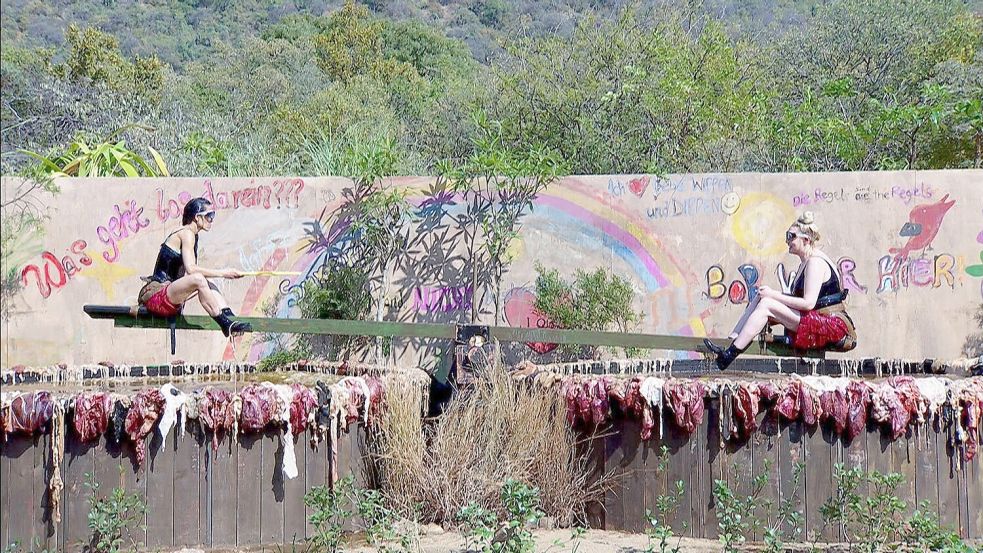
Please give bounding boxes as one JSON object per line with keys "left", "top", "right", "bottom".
{"left": 705, "top": 211, "right": 853, "bottom": 370}
{"left": 138, "top": 197, "right": 251, "bottom": 337}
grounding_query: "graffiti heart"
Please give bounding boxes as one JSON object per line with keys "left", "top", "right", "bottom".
{"left": 503, "top": 288, "right": 559, "bottom": 354}
{"left": 628, "top": 176, "right": 650, "bottom": 197}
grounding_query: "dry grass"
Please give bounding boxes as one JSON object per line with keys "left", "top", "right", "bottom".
{"left": 367, "top": 365, "right": 609, "bottom": 528}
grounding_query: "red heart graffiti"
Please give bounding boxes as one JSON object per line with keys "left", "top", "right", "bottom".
{"left": 504, "top": 288, "right": 559, "bottom": 354}
{"left": 628, "top": 176, "right": 650, "bottom": 197}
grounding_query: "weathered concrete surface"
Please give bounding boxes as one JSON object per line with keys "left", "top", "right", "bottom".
{"left": 1, "top": 171, "right": 980, "bottom": 367}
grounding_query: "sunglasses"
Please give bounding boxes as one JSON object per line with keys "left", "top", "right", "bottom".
{"left": 199, "top": 210, "right": 216, "bottom": 222}
{"left": 786, "top": 231, "right": 807, "bottom": 242}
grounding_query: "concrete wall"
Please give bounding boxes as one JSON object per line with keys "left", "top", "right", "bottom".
{"left": 1, "top": 171, "right": 980, "bottom": 367}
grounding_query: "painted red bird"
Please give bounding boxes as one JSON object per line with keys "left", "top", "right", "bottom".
{"left": 890, "top": 194, "right": 956, "bottom": 259}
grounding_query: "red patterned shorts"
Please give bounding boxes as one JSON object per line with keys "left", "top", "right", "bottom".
{"left": 143, "top": 283, "right": 181, "bottom": 317}
{"left": 792, "top": 310, "right": 849, "bottom": 350}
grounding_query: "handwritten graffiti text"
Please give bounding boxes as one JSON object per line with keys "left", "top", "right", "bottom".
{"left": 706, "top": 264, "right": 760, "bottom": 304}
{"left": 156, "top": 179, "right": 306, "bottom": 222}
{"left": 412, "top": 286, "right": 473, "bottom": 313}
{"left": 876, "top": 254, "right": 963, "bottom": 294}
{"left": 96, "top": 200, "right": 150, "bottom": 263}
{"left": 20, "top": 241, "right": 91, "bottom": 298}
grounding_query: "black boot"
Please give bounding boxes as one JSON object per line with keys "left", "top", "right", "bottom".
{"left": 715, "top": 344, "right": 744, "bottom": 371}
{"left": 703, "top": 338, "right": 726, "bottom": 356}
{"left": 703, "top": 339, "right": 744, "bottom": 371}
{"left": 212, "top": 311, "right": 252, "bottom": 337}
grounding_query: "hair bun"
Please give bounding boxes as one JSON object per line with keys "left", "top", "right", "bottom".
{"left": 798, "top": 211, "right": 815, "bottom": 225}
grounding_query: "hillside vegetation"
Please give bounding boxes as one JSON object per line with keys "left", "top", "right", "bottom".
{"left": 2, "top": 0, "right": 981, "bottom": 176}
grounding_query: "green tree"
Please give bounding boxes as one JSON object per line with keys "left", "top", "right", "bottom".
{"left": 437, "top": 113, "right": 566, "bottom": 324}
{"left": 764, "top": 0, "right": 983, "bottom": 170}
{"left": 63, "top": 25, "right": 166, "bottom": 98}
{"left": 533, "top": 263, "right": 643, "bottom": 359}
{"left": 490, "top": 7, "right": 768, "bottom": 174}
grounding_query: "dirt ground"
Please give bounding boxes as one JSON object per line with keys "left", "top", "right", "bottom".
{"left": 165, "top": 527, "right": 854, "bottom": 552}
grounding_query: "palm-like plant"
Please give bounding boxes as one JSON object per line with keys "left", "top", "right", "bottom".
{"left": 20, "top": 125, "right": 169, "bottom": 177}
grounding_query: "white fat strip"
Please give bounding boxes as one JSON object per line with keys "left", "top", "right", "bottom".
{"left": 915, "top": 378, "right": 948, "bottom": 421}
{"left": 799, "top": 375, "right": 849, "bottom": 393}
{"left": 157, "top": 384, "right": 188, "bottom": 448}
{"left": 271, "top": 384, "right": 299, "bottom": 480}
{"left": 640, "top": 377, "right": 665, "bottom": 436}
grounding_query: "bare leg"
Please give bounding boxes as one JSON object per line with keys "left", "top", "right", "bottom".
{"left": 165, "top": 273, "right": 230, "bottom": 316}
{"left": 728, "top": 294, "right": 762, "bottom": 339}
{"left": 732, "top": 297, "right": 801, "bottom": 349}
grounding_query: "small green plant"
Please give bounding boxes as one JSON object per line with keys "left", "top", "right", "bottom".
{"left": 455, "top": 479, "right": 546, "bottom": 553}
{"left": 540, "top": 525, "right": 587, "bottom": 553}
{"left": 711, "top": 460, "right": 805, "bottom": 553}
{"left": 499, "top": 479, "right": 545, "bottom": 552}
{"left": 456, "top": 502, "right": 500, "bottom": 551}
{"left": 306, "top": 475, "right": 414, "bottom": 552}
{"left": 21, "top": 126, "right": 168, "bottom": 177}
{"left": 84, "top": 472, "right": 147, "bottom": 553}
{"left": 645, "top": 446, "right": 686, "bottom": 553}
{"left": 712, "top": 462, "right": 772, "bottom": 553}
{"left": 820, "top": 464, "right": 905, "bottom": 552}
{"left": 181, "top": 131, "right": 228, "bottom": 173}
{"left": 351, "top": 486, "right": 400, "bottom": 544}
{"left": 296, "top": 264, "right": 373, "bottom": 359}
{"left": 819, "top": 465, "right": 973, "bottom": 552}
{"left": 901, "top": 501, "right": 975, "bottom": 552}
{"left": 764, "top": 463, "right": 805, "bottom": 553}
{"left": 305, "top": 476, "right": 356, "bottom": 553}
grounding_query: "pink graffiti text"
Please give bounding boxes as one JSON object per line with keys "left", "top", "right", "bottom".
{"left": 837, "top": 257, "right": 867, "bottom": 294}
{"left": 156, "top": 179, "right": 306, "bottom": 222}
{"left": 96, "top": 200, "right": 150, "bottom": 263}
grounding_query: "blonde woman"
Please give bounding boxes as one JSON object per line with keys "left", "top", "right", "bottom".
{"left": 705, "top": 211, "right": 851, "bottom": 370}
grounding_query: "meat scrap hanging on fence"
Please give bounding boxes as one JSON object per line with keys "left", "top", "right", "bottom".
{"left": 550, "top": 374, "right": 983, "bottom": 462}
{"left": 1, "top": 374, "right": 981, "bottom": 477}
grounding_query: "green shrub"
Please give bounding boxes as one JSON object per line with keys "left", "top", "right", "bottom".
{"left": 305, "top": 477, "right": 355, "bottom": 553}
{"left": 84, "top": 472, "right": 147, "bottom": 553}
{"left": 533, "top": 263, "right": 643, "bottom": 359}
{"left": 644, "top": 446, "right": 686, "bottom": 553}
{"left": 819, "top": 464, "right": 971, "bottom": 552}
{"left": 455, "top": 479, "right": 546, "bottom": 553}
{"left": 256, "top": 347, "right": 305, "bottom": 372}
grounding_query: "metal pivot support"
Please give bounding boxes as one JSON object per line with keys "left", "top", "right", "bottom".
{"left": 168, "top": 316, "right": 178, "bottom": 355}
{"left": 455, "top": 324, "right": 490, "bottom": 347}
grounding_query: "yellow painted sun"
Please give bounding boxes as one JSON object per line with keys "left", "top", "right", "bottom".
{"left": 729, "top": 192, "right": 796, "bottom": 257}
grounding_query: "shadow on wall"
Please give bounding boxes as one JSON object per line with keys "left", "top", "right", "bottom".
{"left": 962, "top": 303, "right": 983, "bottom": 358}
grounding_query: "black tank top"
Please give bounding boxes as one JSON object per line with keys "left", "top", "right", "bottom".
{"left": 791, "top": 257, "right": 840, "bottom": 299}
{"left": 149, "top": 231, "right": 198, "bottom": 283}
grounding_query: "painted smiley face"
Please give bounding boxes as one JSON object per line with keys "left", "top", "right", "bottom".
{"left": 721, "top": 192, "right": 741, "bottom": 215}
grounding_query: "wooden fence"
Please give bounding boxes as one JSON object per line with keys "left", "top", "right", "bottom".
{"left": 1, "top": 407, "right": 980, "bottom": 550}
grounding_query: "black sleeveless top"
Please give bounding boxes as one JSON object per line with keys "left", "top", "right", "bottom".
{"left": 149, "top": 231, "right": 198, "bottom": 283}
{"left": 791, "top": 257, "right": 841, "bottom": 299}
